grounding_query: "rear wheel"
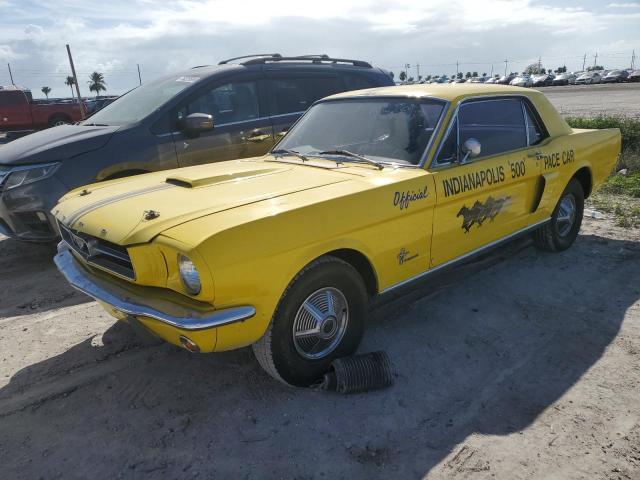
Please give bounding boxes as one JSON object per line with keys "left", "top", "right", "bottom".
{"left": 252, "top": 256, "right": 367, "bottom": 387}
{"left": 534, "top": 178, "right": 584, "bottom": 252}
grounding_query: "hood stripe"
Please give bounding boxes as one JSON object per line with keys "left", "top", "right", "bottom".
{"left": 66, "top": 183, "right": 173, "bottom": 228}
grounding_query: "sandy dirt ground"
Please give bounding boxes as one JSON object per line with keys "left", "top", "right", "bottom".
{"left": 0, "top": 214, "right": 638, "bottom": 479}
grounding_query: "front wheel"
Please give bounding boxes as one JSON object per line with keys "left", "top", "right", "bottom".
{"left": 252, "top": 256, "right": 367, "bottom": 387}
{"left": 534, "top": 178, "right": 584, "bottom": 252}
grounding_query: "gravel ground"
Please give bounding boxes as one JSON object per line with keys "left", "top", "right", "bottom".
{"left": 0, "top": 215, "right": 638, "bottom": 479}
{"left": 542, "top": 82, "right": 640, "bottom": 118}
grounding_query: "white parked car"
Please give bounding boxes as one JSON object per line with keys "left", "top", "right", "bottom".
{"left": 575, "top": 72, "right": 602, "bottom": 85}
{"left": 510, "top": 75, "right": 533, "bottom": 87}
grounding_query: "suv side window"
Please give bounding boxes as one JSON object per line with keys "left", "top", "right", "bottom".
{"left": 458, "top": 98, "right": 527, "bottom": 159}
{"left": 177, "top": 81, "right": 260, "bottom": 125}
{"left": 342, "top": 73, "right": 379, "bottom": 91}
{"left": 270, "top": 76, "right": 341, "bottom": 115}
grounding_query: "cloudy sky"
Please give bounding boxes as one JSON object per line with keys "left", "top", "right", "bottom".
{"left": 1, "top": 0, "right": 639, "bottom": 98}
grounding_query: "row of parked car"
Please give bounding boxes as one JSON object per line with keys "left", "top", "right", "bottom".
{"left": 418, "top": 68, "right": 640, "bottom": 87}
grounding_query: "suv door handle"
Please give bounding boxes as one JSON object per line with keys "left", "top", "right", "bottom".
{"left": 247, "top": 129, "right": 271, "bottom": 142}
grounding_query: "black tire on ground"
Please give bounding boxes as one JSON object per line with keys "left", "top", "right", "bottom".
{"left": 252, "top": 256, "right": 368, "bottom": 387}
{"left": 48, "top": 115, "right": 71, "bottom": 127}
{"left": 534, "top": 178, "right": 584, "bottom": 252}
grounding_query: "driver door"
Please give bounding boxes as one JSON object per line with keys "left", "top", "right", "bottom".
{"left": 429, "top": 97, "right": 543, "bottom": 267}
{"left": 172, "top": 76, "right": 274, "bottom": 167}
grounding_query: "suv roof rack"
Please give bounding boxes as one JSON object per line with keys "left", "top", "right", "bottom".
{"left": 218, "top": 53, "right": 283, "bottom": 65}
{"left": 218, "top": 53, "right": 372, "bottom": 68}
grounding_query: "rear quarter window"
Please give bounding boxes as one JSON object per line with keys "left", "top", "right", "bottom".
{"left": 270, "top": 76, "right": 341, "bottom": 115}
{"left": 341, "top": 73, "right": 381, "bottom": 91}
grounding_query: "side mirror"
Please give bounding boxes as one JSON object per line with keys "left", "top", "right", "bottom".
{"left": 460, "top": 138, "right": 481, "bottom": 163}
{"left": 182, "top": 113, "right": 214, "bottom": 136}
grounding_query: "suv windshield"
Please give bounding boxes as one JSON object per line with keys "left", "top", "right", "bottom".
{"left": 276, "top": 98, "right": 446, "bottom": 165}
{"left": 83, "top": 74, "right": 202, "bottom": 126}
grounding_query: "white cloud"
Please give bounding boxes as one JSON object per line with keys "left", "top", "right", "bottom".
{"left": 607, "top": 2, "right": 640, "bottom": 7}
{"left": 0, "top": 0, "right": 637, "bottom": 97}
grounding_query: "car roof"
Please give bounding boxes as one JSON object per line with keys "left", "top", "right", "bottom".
{"left": 325, "top": 83, "right": 535, "bottom": 103}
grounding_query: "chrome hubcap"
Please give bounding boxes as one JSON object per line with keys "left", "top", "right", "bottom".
{"left": 292, "top": 287, "right": 349, "bottom": 360}
{"left": 556, "top": 194, "right": 576, "bottom": 237}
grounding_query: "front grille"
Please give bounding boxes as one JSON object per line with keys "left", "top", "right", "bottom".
{"left": 59, "top": 222, "right": 135, "bottom": 280}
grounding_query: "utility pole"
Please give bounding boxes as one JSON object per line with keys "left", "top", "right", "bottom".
{"left": 504, "top": 59, "right": 508, "bottom": 76}
{"left": 490, "top": 64, "right": 493, "bottom": 77}
{"left": 538, "top": 56, "right": 542, "bottom": 73}
{"left": 593, "top": 52, "right": 598, "bottom": 69}
{"left": 416, "top": 63, "right": 420, "bottom": 80}
{"left": 137, "top": 63, "right": 142, "bottom": 86}
{"left": 632, "top": 50, "right": 636, "bottom": 70}
{"left": 582, "top": 53, "right": 586, "bottom": 71}
{"left": 66, "top": 44, "right": 86, "bottom": 120}
{"left": 456, "top": 60, "right": 459, "bottom": 76}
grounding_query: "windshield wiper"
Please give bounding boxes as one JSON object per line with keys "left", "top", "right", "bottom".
{"left": 271, "top": 148, "right": 309, "bottom": 163}
{"left": 316, "top": 150, "right": 384, "bottom": 170}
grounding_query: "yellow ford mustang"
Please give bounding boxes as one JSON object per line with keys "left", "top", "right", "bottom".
{"left": 52, "top": 84, "right": 621, "bottom": 386}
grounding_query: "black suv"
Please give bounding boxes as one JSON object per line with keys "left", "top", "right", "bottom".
{"left": 0, "top": 54, "right": 394, "bottom": 242}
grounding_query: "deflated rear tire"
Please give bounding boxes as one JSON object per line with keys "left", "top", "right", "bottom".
{"left": 534, "top": 178, "right": 584, "bottom": 252}
{"left": 252, "top": 256, "right": 367, "bottom": 387}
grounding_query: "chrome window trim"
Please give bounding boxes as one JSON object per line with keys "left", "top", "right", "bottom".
{"left": 269, "top": 111, "right": 306, "bottom": 119}
{"left": 428, "top": 94, "right": 536, "bottom": 170}
{"left": 379, "top": 218, "right": 550, "bottom": 295}
{"left": 522, "top": 100, "right": 531, "bottom": 146}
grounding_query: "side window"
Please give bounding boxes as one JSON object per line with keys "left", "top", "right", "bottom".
{"left": 524, "top": 102, "right": 544, "bottom": 146}
{"left": 458, "top": 98, "right": 527, "bottom": 159}
{"left": 271, "top": 76, "right": 341, "bottom": 115}
{"left": 177, "top": 81, "right": 259, "bottom": 125}
{"left": 342, "top": 73, "right": 379, "bottom": 91}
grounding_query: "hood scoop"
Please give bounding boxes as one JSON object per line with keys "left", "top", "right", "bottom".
{"left": 165, "top": 167, "right": 288, "bottom": 188}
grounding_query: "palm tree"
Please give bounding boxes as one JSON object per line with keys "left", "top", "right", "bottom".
{"left": 65, "top": 76, "right": 76, "bottom": 97}
{"left": 41, "top": 86, "right": 51, "bottom": 99}
{"left": 87, "top": 71, "right": 106, "bottom": 97}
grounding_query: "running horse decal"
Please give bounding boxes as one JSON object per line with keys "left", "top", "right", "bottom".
{"left": 457, "top": 196, "right": 511, "bottom": 233}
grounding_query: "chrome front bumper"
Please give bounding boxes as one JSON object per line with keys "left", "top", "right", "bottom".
{"left": 54, "top": 248, "right": 256, "bottom": 331}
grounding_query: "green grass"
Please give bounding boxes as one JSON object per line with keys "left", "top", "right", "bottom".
{"left": 565, "top": 116, "right": 640, "bottom": 153}
{"left": 566, "top": 116, "right": 640, "bottom": 227}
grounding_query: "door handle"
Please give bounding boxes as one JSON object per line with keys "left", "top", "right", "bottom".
{"left": 247, "top": 129, "right": 271, "bottom": 143}
{"left": 527, "top": 151, "right": 543, "bottom": 160}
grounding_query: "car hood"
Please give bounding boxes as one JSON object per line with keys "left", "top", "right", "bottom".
{"left": 0, "top": 125, "right": 119, "bottom": 166}
{"left": 53, "top": 158, "right": 358, "bottom": 245}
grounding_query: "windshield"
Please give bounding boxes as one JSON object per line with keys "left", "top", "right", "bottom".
{"left": 83, "top": 74, "right": 202, "bottom": 126}
{"left": 276, "top": 98, "right": 446, "bottom": 166}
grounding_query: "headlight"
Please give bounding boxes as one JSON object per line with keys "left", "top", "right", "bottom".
{"left": 3, "top": 163, "right": 60, "bottom": 190}
{"left": 178, "top": 254, "right": 201, "bottom": 295}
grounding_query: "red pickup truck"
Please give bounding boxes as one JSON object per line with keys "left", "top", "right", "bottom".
{"left": 0, "top": 86, "right": 85, "bottom": 132}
